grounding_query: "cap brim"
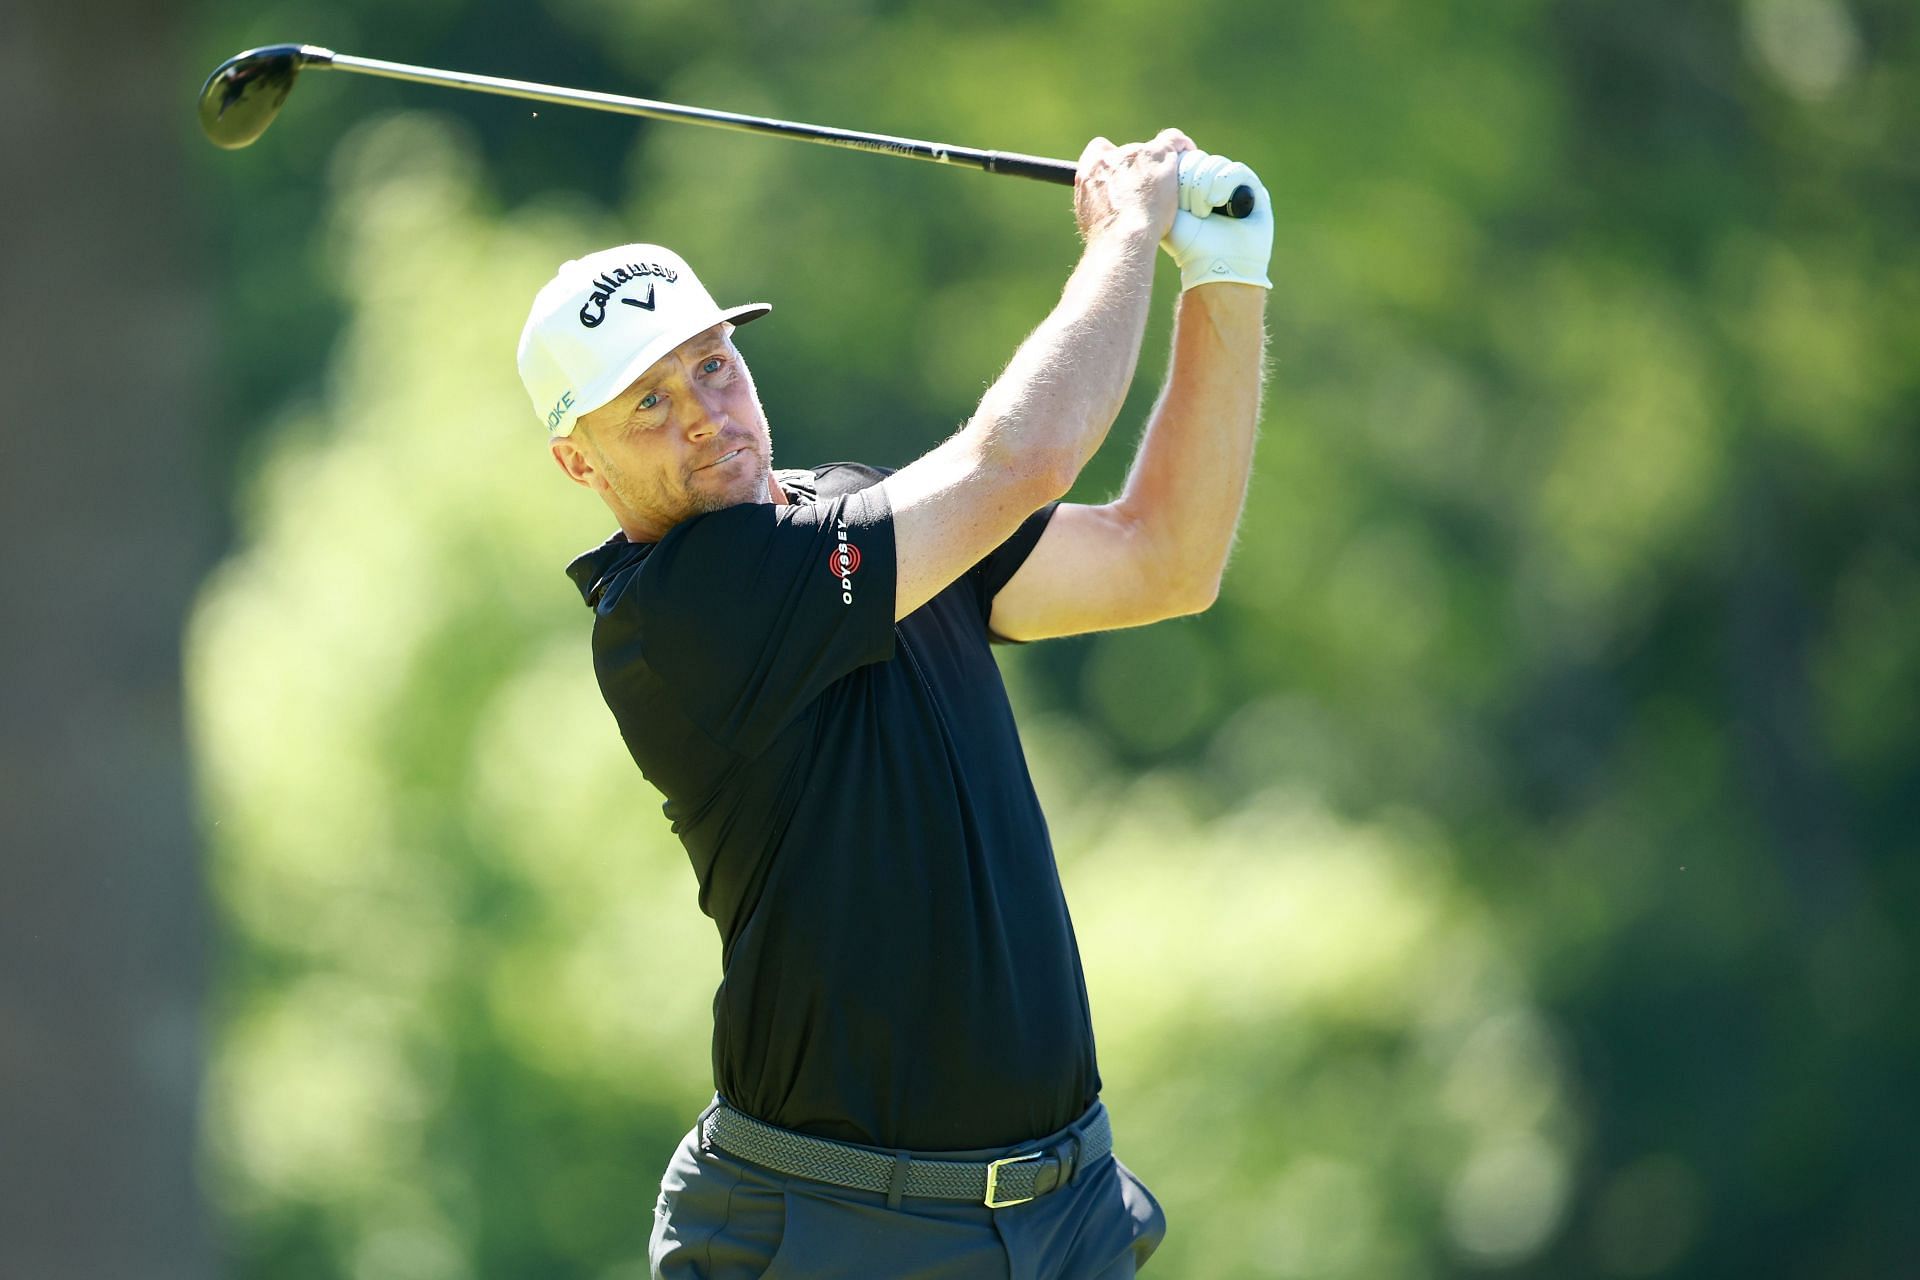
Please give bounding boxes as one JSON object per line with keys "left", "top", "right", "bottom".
{"left": 561, "top": 301, "right": 772, "bottom": 434}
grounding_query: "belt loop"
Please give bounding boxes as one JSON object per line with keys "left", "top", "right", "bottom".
{"left": 1064, "top": 1134, "right": 1084, "bottom": 1186}
{"left": 885, "top": 1153, "right": 912, "bottom": 1210}
{"left": 697, "top": 1094, "right": 724, "bottom": 1153}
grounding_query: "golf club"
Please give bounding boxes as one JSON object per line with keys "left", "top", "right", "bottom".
{"left": 197, "top": 44, "right": 1256, "bottom": 218}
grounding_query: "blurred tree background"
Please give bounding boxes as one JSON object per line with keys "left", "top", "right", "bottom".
{"left": 5, "top": 0, "right": 1913, "bottom": 1276}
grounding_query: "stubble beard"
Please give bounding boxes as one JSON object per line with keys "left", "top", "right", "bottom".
{"left": 680, "top": 437, "right": 774, "bottom": 518}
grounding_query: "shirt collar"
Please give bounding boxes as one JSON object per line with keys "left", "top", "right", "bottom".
{"left": 564, "top": 529, "right": 646, "bottom": 608}
{"left": 561, "top": 468, "right": 819, "bottom": 608}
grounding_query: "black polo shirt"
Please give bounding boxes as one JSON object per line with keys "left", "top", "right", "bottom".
{"left": 565, "top": 463, "right": 1099, "bottom": 1151}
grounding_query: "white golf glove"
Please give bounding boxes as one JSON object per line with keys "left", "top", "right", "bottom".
{"left": 1160, "top": 150, "right": 1273, "bottom": 291}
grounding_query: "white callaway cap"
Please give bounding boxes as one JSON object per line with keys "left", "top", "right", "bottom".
{"left": 517, "top": 243, "right": 770, "bottom": 438}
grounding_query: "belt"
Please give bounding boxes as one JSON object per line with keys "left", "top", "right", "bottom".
{"left": 700, "top": 1098, "right": 1113, "bottom": 1210}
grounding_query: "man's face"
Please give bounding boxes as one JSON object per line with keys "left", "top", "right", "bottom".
{"left": 552, "top": 324, "right": 776, "bottom": 540}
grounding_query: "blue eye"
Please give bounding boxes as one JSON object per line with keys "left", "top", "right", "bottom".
{"left": 703, "top": 357, "right": 724, "bottom": 374}
{"left": 637, "top": 392, "right": 660, "bottom": 411}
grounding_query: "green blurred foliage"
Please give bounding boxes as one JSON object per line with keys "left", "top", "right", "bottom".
{"left": 185, "top": 0, "right": 1918, "bottom": 1275}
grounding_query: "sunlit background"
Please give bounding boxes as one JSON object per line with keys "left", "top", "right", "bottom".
{"left": 4, "top": 0, "right": 1916, "bottom": 1276}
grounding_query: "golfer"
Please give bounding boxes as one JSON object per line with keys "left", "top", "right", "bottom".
{"left": 517, "top": 129, "right": 1268, "bottom": 1278}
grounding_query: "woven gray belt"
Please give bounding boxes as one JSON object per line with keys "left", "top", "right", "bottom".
{"left": 701, "top": 1099, "right": 1113, "bottom": 1209}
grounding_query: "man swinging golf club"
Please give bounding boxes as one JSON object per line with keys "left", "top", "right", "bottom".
{"left": 518, "top": 129, "right": 1269, "bottom": 1278}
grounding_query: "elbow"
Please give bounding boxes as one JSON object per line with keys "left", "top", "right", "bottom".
{"left": 1113, "top": 502, "right": 1225, "bottom": 619}
{"left": 1036, "top": 448, "right": 1084, "bottom": 503}
{"left": 991, "top": 438, "right": 1080, "bottom": 505}
{"left": 1162, "top": 572, "right": 1222, "bottom": 619}
{"left": 1141, "top": 545, "right": 1223, "bottom": 619}
{"left": 963, "top": 410, "right": 1084, "bottom": 506}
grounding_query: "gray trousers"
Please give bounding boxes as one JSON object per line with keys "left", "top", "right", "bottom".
{"left": 649, "top": 1103, "right": 1167, "bottom": 1279}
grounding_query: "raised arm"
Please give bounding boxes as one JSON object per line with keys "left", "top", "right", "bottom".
{"left": 881, "top": 132, "right": 1187, "bottom": 621}
{"left": 988, "top": 150, "right": 1272, "bottom": 641}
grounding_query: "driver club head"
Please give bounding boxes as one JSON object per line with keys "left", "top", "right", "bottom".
{"left": 198, "top": 44, "right": 333, "bottom": 149}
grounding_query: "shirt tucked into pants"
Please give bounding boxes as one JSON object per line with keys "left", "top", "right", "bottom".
{"left": 650, "top": 1100, "right": 1166, "bottom": 1279}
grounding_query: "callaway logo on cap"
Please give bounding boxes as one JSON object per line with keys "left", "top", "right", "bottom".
{"left": 517, "top": 243, "right": 771, "bottom": 438}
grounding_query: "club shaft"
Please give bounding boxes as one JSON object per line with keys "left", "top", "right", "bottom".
{"left": 314, "top": 49, "right": 1075, "bottom": 185}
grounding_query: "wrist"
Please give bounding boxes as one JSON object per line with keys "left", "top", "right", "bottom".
{"left": 1180, "top": 280, "right": 1270, "bottom": 312}
{"left": 1085, "top": 210, "right": 1162, "bottom": 253}
{"left": 1178, "top": 254, "right": 1271, "bottom": 292}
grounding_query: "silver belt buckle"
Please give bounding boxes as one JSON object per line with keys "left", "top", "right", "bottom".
{"left": 983, "top": 1151, "right": 1043, "bottom": 1208}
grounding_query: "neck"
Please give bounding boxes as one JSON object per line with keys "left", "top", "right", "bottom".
{"left": 615, "top": 475, "right": 789, "bottom": 544}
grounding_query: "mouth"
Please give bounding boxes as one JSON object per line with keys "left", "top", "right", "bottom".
{"left": 698, "top": 448, "right": 747, "bottom": 472}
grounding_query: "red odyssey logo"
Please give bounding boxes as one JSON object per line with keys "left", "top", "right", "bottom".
{"left": 827, "top": 544, "right": 862, "bottom": 577}
{"left": 832, "top": 520, "right": 860, "bottom": 605}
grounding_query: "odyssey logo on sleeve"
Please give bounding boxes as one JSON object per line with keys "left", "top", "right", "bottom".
{"left": 830, "top": 519, "right": 862, "bottom": 605}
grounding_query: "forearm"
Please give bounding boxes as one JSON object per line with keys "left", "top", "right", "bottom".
{"left": 964, "top": 223, "right": 1160, "bottom": 494}
{"left": 883, "top": 131, "right": 1187, "bottom": 620}
{"left": 1115, "top": 283, "right": 1267, "bottom": 603}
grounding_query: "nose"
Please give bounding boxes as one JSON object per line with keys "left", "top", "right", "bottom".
{"left": 684, "top": 380, "right": 729, "bottom": 441}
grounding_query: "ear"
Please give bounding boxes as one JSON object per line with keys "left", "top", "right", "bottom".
{"left": 550, "top": 435, "right": 597, "bottom": 488}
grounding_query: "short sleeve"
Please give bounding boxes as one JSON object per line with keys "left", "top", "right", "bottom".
{"left": 612, "top": 486, "right": 897, "bottom": 755}
{"left": 969, "top": 502, "right": 1059, "bottom": 637}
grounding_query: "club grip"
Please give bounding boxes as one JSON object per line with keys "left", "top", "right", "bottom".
{"left": 987, "top": 152, "right": 1258, "bottom": 218}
